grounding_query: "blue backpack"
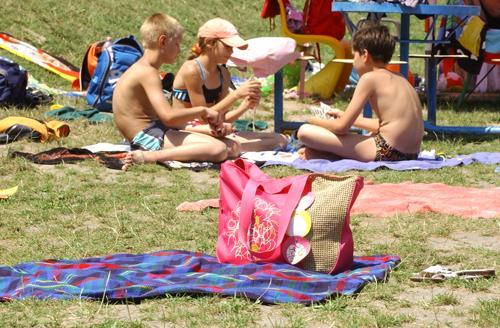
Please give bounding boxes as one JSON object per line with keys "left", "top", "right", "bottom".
{"left": 86, "top": 35, "right": 143, "bottom": 112}
{"left": 0, "top": 57, "right": 28, "bottom": 107}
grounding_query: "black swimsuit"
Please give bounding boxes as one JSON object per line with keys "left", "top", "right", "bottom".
{"left": 172, "top": 59, "right": 224, "bottom": 105}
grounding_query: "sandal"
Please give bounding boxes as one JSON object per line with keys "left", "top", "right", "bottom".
{"left": 410, "top": 265, "right": 496, "bottom": 282}
{"left": 233, "top": 119, "right": 268, "bottom": 132}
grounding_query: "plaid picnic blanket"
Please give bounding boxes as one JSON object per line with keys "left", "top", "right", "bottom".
{"left": 0, "top": 250, "right": 399, "bottom": 304}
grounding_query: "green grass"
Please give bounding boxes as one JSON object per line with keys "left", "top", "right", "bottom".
{"left": 470, "top": 299, "right": 500, "bottom": 328}
{"left": 1, "top": 1, "right": 499, "bottom": 327}
{"left": 430, "top": 292, "right": 461, "bottom": 306}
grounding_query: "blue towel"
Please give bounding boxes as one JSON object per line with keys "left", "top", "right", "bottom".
{"left": 264, "top": 152, "right": 500, "bottom": 173}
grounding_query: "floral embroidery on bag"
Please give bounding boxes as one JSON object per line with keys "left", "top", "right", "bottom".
{"left": 225, "top": 197, "right": 281, "bottom": 260}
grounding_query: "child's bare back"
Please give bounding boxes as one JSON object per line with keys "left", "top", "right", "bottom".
{"left": 112, "top": 13, "right": 230, "bottom": 170}
{"left": 364, "top": 68, "right": 423, "bottom": 154}
{"left": 113, "top": 59, "right": 159, "bottom": 141}
{"left": 297, "top": 23, "right": 424, "bottom": 162}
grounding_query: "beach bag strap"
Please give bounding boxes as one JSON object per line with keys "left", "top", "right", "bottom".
{"left": 237, "top": 171, "right": 309, "bottom": 256}
{"left": 217, "top": 158, "right": 310, "bottom": 264}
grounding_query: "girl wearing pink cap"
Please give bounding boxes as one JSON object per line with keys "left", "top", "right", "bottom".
{"left": 172, "top": 18, "right": 287, "bottom": 154}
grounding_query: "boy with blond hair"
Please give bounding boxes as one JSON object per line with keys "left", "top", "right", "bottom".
{"left": 297, "top": 23, "right": 424, "bottom": 162}
{"left": 113, "top": 13, "right": 228, "bottom": 170}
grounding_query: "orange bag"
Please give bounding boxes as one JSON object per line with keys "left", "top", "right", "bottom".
{"left": 78, "top": 39, "right": 108, "bottom": 91}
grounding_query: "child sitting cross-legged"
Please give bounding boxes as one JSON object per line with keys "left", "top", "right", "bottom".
{"left": 297, "top": 23, "right": 424, "bottom": 162}
{"left": 113, "top": 13, "right": 227, "bottom": 171}
{"left": 172, "top": 18, "right": 288, "bottom": 154}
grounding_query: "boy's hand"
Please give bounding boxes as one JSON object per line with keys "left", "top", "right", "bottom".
{"left": 326, "top": 108, "right": 343, "bottom": 119}
{"left": 202, "top": 108, "right": 222, "bottom": 125}
{"left": 210, "top": 122, "right": 234, "bottom": 137}
{"left": 202, "top": 108, "right": 224, "bottom": 134}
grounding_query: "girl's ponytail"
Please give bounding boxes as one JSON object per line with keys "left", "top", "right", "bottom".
{"left": 188, "top": 42, "right": 202, "bottom": 60}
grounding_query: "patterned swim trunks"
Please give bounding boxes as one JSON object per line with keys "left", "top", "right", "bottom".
{"left": 130, "top": 120, "right": 170, "bottom": 151}
{"left": 374, "top": 134, "right": 418, "bottom": 161}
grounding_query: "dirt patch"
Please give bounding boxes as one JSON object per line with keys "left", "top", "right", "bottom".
{"left": 354, "top": 216, "right": 398, "bottom": 245}
{"left": 281, "top": 99, "right": 310, "bottom": 123}
{"left": 21, "top": 27, "right": 47, "bottom": 43}
{"left": 428, "top": 232, "right": 500, "bottom": 252}
{"left": 255, "top": 305, "right": 286, "bottom": 327}
{"left": 148, "top": 173, "right": 172, "bottom": 189}
{"left": 99, "top": 169, "right": 122, "bottom": 183}
{"left": 23, "top": 225, "right": 43, "bottom": 234}
{"left": 188, "top": 170, "right": 217, "bottom": 187}
{"left": 255, "top": 305, "right": 329, "bottom": 328}
{"left": 78, "top": 219, "right": 102, "bottom": 232}
{"left": 62, "top": 303, "right": 145, "bottom": 328}
{"left": 356, "top": 215, "right": 391, "bottom": 229}
{"left": 397, "top": 285, "right": 499, "bottom": 327}
{"left": 0, "top": 239, "right": 15, "bottom": 251}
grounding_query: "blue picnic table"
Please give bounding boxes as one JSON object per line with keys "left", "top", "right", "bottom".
{"left": 272, "top": 2, "right": 500, "bottom": 134}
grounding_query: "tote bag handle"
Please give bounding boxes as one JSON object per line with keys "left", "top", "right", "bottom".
{"left": 237, "top": 174, "right": 309, "bottom": 255}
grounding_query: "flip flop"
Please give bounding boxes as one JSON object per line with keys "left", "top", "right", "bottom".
{"left": 233, "top": 119, "right": 268, "bottom": 132}
{"left": 454, "top": 268, "right": 496, "bottom": 279}
{"left": 410, "top": 265, "right": 496, "bottom": 282}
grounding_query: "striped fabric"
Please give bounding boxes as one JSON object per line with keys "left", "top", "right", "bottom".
{"left": 0, "top": 250, "right": 399, "bottom": 304}
{"left": 172, "top": 88, "right": 190, "bottom": 102}
{"left": 131, "top": 130, "right": 162, "bottom": 151}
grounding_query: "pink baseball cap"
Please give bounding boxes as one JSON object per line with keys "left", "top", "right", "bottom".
{"left": 197, "top": 18, "right": 248, "bottom": 49}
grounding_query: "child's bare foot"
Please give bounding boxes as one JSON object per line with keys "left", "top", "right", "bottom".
{"left": 121, "top": 150, "right": 146, "bottom": 171}
{"left": 297, "top": 147, "right": 309, "bottom": 160}
{"left": 297, "top": 147, "right": 342, "bottom": 161}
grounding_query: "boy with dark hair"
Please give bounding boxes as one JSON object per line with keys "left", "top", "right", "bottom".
{"left": 297, "top": 24, "right": 424, "bottom": 162}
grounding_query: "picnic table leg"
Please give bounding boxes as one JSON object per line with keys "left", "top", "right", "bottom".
{"left": 274, "top": 70, "right": 284, "bottom": 133}
{"left": 400, "top": 14, "right": 410, "bottom": 78}
{"left": 427, "top": 56, "right": 437, "bottom": 125}
{"left": 363, "top": 103, "right": 372, "bottom": 118}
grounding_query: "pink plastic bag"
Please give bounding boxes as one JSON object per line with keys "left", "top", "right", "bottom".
{"left": 217, "top": 159, "right": 309, "bottom": 264}
{"left": 229, "top": 37, "right": 300, "bottom": 77}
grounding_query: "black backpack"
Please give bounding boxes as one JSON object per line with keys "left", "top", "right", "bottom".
{"left": 0, "top": 57, "right": 28, "bottom": 106}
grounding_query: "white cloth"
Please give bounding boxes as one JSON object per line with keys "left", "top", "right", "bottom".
{"left": 82, "top": 142, "right": 130, "bottom": 153}
{"left": 240, "top": 151, "right": 299, "bottom": 164}
{"left": 476, "top": 63, "right": 500, "bottom": 93}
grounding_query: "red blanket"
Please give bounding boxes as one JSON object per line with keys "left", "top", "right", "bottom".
{"left": 353, "top": 182, "right": 499, "bottom": 219}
